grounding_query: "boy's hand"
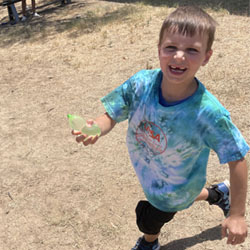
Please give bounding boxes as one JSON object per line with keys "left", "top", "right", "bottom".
{"left": 221, "top": 215, "right": 248, "bottom": 245}
{"left": 71, "top": 120, "right": 99, "bottom": 146}
{"left": 70, "top": 112, "right": 116, "bottom": 145}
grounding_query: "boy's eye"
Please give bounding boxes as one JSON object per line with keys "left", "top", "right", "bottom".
{"left": 164, "top": 46, "right": 177, "bottom": 51}
{"left": 187, "top": 48, "right": 199, "bottom": 53}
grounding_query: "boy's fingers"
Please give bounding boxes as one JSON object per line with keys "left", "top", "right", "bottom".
{"left": 82, "top": 136, "right": 92, "bottom": 145}
{"left": 71, "top": 130, "right": 81, "bottom": 135}
{"left": 71, "top": 129, "right": 99, "bottom": 145}
{"left": 227, "top": 232, "right": 235, "bottom": 244}
{"left": 221, "top": 226, "right": 227, "bottom": 239}
{"left": 76, "top": 135, "right": 86, "bottom": 143}
{"left": 91, "top": 135, "right": 99, "bottom": 144}
{"left": 82, "top": 135, "right": 99, "bottom": 145}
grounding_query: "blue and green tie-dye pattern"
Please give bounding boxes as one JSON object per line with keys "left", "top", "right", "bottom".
{"left": 101, "top": 69, "right": 249, "bottom": 212}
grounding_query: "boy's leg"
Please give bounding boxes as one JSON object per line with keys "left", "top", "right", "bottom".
{"left": 195, "top": 188, "right": 209, "bottom": 201}
{"left": 132, "top": 200, "right": 176, "bottom": 250}
{"left": 144, "top": 233, "right": 160, "bottom": 243}
{"left": 195, "top": 180, "right": 230, "bottom": 217}
{"left": 135, "top": 200, "right": 176, "bottom": 235}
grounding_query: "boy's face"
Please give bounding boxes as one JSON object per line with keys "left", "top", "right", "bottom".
{"left": 158, "top": 30, "right": 213, "bottom": 87}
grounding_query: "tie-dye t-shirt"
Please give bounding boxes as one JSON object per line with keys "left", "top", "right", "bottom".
{"left": 101, "top": 69, "right": 249, "bottom": 212}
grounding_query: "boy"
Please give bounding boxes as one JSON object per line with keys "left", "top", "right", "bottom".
{"left": 72, "top": 6, "right": 249, "bottom": 249}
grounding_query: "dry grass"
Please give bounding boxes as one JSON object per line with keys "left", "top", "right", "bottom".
{"left": 0, "top": 0, "right": 141, "bottom": 46}
{"left": 103, "top": 0, "right": 250, "bottom": 15}
{"left": 0, "top": 0, "right": 249, "bottom": 46}
{"left": 0, "top": 1, "right": 249, "bottom": 250}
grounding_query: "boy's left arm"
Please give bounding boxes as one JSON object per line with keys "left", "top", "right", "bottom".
{"left": 221, "top": 158, "right": 248, "bottom": 245}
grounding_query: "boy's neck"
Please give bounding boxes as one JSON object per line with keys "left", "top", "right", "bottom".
{"left": 161, "top": 78, "right": 198, "bottom": 103}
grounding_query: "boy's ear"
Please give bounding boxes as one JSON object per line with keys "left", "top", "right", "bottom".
{"left": 202, "top": 49, "right": 213, "bottom": 66}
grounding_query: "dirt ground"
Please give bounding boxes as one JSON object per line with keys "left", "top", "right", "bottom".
{"left": 0, "top": 0, "right": 249, "bottom": 249}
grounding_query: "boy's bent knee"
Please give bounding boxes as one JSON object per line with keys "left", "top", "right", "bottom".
{"left": 135, "top": 200, "right": 176, "bottom": 235}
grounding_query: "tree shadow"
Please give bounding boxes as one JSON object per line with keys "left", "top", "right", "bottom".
{"left": 0, "top": 0, "right": 248, "bottom": 47}
{"left": 161, "top": 225, "right": 222, "bottom": 250}
{"left": 0, "top": 0, "right": 88, "bottom": 24}
{"left": 35, "top": 0, "right": 88, "bottom": 16}
{"left": 0, "top": 1, "right": 137, "bottom": 47}
{"left": 103, "top": 0, "right": 250, "bottom": 16}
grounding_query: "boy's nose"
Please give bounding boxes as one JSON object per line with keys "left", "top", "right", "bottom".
{"left": 174, "top": 50, "right": 185, "bottom": 61}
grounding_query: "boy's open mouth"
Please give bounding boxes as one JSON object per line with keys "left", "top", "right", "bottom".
{"left": 169, "top": 65, "right": 187, "bottom": 74}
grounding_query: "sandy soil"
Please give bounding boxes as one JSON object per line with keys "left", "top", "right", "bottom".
{"left": 0, "top": 1, "right": 249, "bottom": 249}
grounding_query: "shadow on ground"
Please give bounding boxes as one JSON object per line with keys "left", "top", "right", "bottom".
{"left": 0, "top": 0, "right": 137, "bottom": 47}
{"left": 0, "top": 0, "right": 249, "bottom": 47}
{"left": 104, "top": 0, "right": 250, "bottom": 16}
{"left": 161, "top": 225, "right": 221, "bottom": 250}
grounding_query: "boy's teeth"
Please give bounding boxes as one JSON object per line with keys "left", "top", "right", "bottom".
{"left": 171, "top": 66, "right": 185, "bottom": 70}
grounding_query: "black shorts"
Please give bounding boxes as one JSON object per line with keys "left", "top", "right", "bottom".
{"left": 135, "top": 200, "right": 177, "bottom": 235}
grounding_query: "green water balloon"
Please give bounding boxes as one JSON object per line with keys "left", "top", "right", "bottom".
{"left": 81, "top": 124, "right": 101, "bottom": 136}
{"left": 67, "top": 114, "right": 86, "bottom": 132}
{"left": 67, "top": 114, "right": 101, "bottom": 137}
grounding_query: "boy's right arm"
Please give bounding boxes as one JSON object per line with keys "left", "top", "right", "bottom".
{"left": 71, "top": 112, "right": 116, "bottom": 146}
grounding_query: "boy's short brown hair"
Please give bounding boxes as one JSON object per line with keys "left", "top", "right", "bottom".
{"left": 159, "top": 6, "right": 217, "bottom": 51}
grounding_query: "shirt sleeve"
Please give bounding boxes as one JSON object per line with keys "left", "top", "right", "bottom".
{"left": 100, "top": 78, "right": 133, "bottom": 123}
{"left": 204, "top": 115, "right": 249, "bottom": 164}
